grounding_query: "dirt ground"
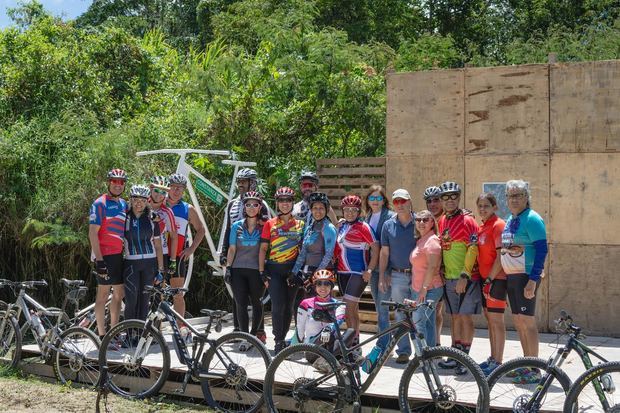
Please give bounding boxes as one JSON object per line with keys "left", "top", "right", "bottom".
{"left": 0, "top": 376, "right": 213, "bottom": 413}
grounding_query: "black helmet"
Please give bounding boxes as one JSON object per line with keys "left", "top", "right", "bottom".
{"left": 237, "top": 168, "right": 257, "bottom": 181}
{"left": 308, "top": 192, "right": 330, "bottom": 209}
{"left": 423, "top": 186, "right": 441, "bottom": 200}
{"left": 439, "top": 181, "right": 461, "bottom": 195}
{"left": 299, "top": 170, "right": 319, "bottom": 184}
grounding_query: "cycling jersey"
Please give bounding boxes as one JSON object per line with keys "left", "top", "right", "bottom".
{"left": 229, "top": 219, "right": 263, "bottom": 270}
{"left": 260, "top": 217, "right": 304, "bottom": 264}
{"left": 334, "top": 220, "right": 376, "bottom": 275}
{"left": 438, "top": 210, "right": 479, "bottom": 280}
{"left": 477, "top": 214, "right": 506, "bottom": 280}
{"left": 500, "top": 208, "right": 547, "bottom": 281}
{"left": 89, "top": 194, "right": 127, "bottom": 256}
{"left": 124, "top": 210, "right": 161, "bottom": 260}
{"left": 168, "top": 199, "right": 190, "bottom": 257}
{"left": 152, "top": 205, "right": 176, "bottom": 256}
{"left": 293, "top": 295, "right": 345, "bottom": 343}
{"left": 292, "top": 219, "right": 337, "bottom": 274}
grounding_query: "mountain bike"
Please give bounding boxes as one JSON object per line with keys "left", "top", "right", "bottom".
{"left": 98, "top": 284, "right": 271, "bottom": 412}
{"left": 264, "top": 299, "right": 490, "bottom": 413}
{"left": 564, "top": 360, "right": 619, "bottom": 413}
{"left": 0, "top": 278, "right": 100, "bottom": 386}
{"left": 488, "top": 310, "right": 611, "bottom": 412}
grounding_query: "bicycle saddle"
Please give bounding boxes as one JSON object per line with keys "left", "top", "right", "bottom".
{"left": 200, "top": 309, "right": 227, "bottom": 318}
{"left": 61, "top": 278, "right": 85, "bottom": 288}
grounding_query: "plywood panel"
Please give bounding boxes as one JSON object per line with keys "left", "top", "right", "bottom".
{"left": 465, "top": 64, "right": 549, "bottom": 155}
{"left": 386, "top": 70, "right": 464, "bottom": 156}
{"left": 464, "top": 154, "right": 550, "bottom": 223}
{"left": 386, "top": 155, "right": 464, "bottom": 211}
{"left": 549, "top": 244, "right": 620, "bottom": 337}
{"left": 550, "top": 153, "right": 620, "bottom": 245}
{"left": 551, "top": 61, "right": 620, "bottom": 153}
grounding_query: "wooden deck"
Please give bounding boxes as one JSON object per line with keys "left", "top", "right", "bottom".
{"left": 18, "top": 316, "right": 620, "bottom": 412}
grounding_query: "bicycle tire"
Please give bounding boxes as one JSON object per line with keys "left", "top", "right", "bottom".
{"left": 263, "top": 343, "right": 346, "bottom": 413}
{"left": 564, "top": 361, "right": 620, "bottom": 413}
{"left": 0, "top": 315, "right": 21, "bottom": 369}
{"left": 53, "top": 326, "right": 101, "bottom": 386}
{"left": 99, "top": 319, "right": 170, "bottom": 399}
{"left": 399, "top": 346, "right": 490, "bottom": 413}
{"left": 488, "top": 356, "right": 571, "bottom": 413}
{"left": 200, "top": 331, "right": 271, "bottom": 413}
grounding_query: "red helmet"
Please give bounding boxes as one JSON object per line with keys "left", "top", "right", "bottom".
{"left": 341, "top": 195, "right": 362, "bottom": 208}
{"left": 107, "top": 168, "right": 127, "bottom": 181}
{"left": 312, "top": 269, "right": 336, "bottom": 284}
{"left": 275, "top": 186, "right": 295, "bottom": 200}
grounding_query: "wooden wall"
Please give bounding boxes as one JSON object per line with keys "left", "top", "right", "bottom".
{"left": 385, "top": 61, "right": 620, "bottom": 336}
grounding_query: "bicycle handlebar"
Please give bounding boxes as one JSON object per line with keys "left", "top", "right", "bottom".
{"left": 0, "top": 279, "right": 48, "bottom": 289}
{"left": 555, "top": 310, "right": 583, "bottom": 336}
{"left": 381, "top": 299, "right": 435, "bottom": 311}
{"left": 136, "top": 149, "right": 231, "bottom": 157}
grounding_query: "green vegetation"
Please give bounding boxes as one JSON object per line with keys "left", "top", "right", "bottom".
{"left": 2, "top": 0, "right": 620, "bottom": 310}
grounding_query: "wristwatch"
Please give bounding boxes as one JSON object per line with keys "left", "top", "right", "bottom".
{"left": 459, "top": 272, "right": 471, "bottom": 280}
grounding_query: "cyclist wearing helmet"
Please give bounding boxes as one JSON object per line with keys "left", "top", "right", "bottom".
{"left": 220, "top": 168, "right": 271, "bottom": 334}
{"left": 291, "top": 192, "right": 337, "bottom": 292}
{"left": 292, "top": 171, "right": 337, "bottom": 226}
{"left": 167, "top": 173, "right": 206, "bottom": 338}
{"left": 149, "top": 176, "right": 178, "bottom": 280}
{"left": 123, "top": 185, "right": 165, "bottom": 321}
{"left": 334, "top": 194, "right": 379, "bottom": 346}
{"left": 225, "top": 191, "right": 267, "bottom": 348}
{"left": 423, "top": 185, "right": 445, "bottom": 345}
{"left": 291, "top": 269, "right": 345, "bottom": 370}
{"left": 88, "top": 168, "right": 128, "bottom": 339}
{"left": 437, "top": 181, "right": 480, "bottom": 375}
{"left": 378, "top": 189, "right": 417, "bottom": 364}
{"left": 362, "top": 184, "right": 395, "bottom": 352}
{"left": 259, "top": 186, "right": 305, "bottom": 354}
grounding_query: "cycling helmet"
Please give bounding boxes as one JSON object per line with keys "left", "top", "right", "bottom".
{"left": 107, "top": 168, "right": 127, "bottom": 181}
{"left": 237, "top": 168, "right": 258, "bottom": 181}
{"left": 341, "top": 194, "right": 362, "bottom": 208}
{"left": 130, "top": 184, "right": 150, "bottom": 198}
{"left": 241, "top": 191, "right": 263, "bottom": 202}
{"left": 275, "top": 186, "right": 295, "bottom": 200}
{"left": 439, "top": 181, "right": 461, "bottom": 195}
{"left": 168, "top": 173, "right": 188, "bottom": 186}
{"left": 312, "top": 269, "right": 336, "bottom": 284}
{"left": 150, "top": 175, "right": 170, "bottom": 190}
{"left": 299, "top": 170, "right": 319, "bottom": 184}
{"left": 423, "top": 186, "right": 441, "bottom": 200}
{"left": 308, "top": 192, "right": 330, "bottom": 209}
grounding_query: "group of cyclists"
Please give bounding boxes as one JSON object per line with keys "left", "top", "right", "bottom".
{"left": 89, "top": 166, "right": 548, "bottom": 385}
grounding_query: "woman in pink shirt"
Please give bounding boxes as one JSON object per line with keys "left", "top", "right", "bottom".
{"left": 409, "top": 209, "right": 444, "bottom": 347}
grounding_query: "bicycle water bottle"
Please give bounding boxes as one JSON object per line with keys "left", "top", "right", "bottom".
{"left": 601, "top": 373, "right": 616, "bottom": 393}
{"left": 79, "top": 312, "right": 96, "bottom": 328}
{"left": 30, "top": 311, "right": 46, "bottom": 337}
{"left": 361, "top": 346, "right": 382, "bottom": 373}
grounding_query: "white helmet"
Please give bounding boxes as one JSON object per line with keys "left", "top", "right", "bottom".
{"left": 130, "top": 185, "right": 150, "bottom": 198}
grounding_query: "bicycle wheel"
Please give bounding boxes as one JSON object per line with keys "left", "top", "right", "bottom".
{"left": 263, "top": 343, "right": 346, "bottom": 413}
{"left": 488, "top": 356, "right": 571, "bottom": 412}
{"left": 99, "top": 319, "right": 170, "bottom": 398}
{"left": 564, "top": 361, "right": 620, "bottom": 413}
{"left": 0, "top": 315, "right": 21, "bottom": 368}
{"left": 399, "top": 346, "right": 490, "bottom": 413}
{"left": 200, "top": 331, "right": 271, "bottom": 413}
{"left": 53, "top": 326, "right": 101, "bottom": 386}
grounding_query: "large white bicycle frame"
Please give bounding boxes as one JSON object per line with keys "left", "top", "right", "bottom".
{"left": 136, "top": 149, "right": 258, "bottom": 289}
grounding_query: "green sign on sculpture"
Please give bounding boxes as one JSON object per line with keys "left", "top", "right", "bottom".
{"left": 195, "top": 178, "right": 225, "bottom": 206}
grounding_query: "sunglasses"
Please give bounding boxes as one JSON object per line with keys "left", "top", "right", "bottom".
{"left": 368, "top": 195, "right": 384, "bottom": 202}
{"left": 415, "top": 217, "right": 432, "bottom": 223}
{"left": 342, "top": 207, "right": 360, "bottom": 213}
{"left": 152, "top": 188, "right": 167, "bottom": 195}
{"left": 301, "top": 183, "right": 315, "bottom": 189}
{"left": 314, "top": 280, "right": 333, "bottom": 287}
{"left": 278, "top": 198, "right": 294, "bottom": 203}
{"left": 245, "top": 203, "right": 260, "bottom": 208}
{"left": 109, "top": 179, "right": 126, "bottom": 185}
{"left": 393, "top": 198, "right": 409, "bottom": 206}
{"left": 440, "top": 193, "right": 460, "bottom": 201}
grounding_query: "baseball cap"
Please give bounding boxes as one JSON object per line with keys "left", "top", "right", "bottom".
{"left": 392, "top": 189, "right": 411, "bottom": 200}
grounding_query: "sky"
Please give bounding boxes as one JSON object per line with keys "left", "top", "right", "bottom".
{"left": 0, "top": 0, "right": 93, "bottom": 28}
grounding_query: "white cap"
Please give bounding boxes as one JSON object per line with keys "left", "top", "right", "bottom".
{"left": 392, "top": 189, "right": 411, "bottom": 200}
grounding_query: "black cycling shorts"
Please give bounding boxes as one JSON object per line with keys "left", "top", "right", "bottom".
{"left": 97, "top": 254, "right": 124, "bottom": 286}
{"left": 338, "top": 273, "right": 367, "bottom": 303}
{"left": 507, "top": 274, "right": 540, "bottom": 316}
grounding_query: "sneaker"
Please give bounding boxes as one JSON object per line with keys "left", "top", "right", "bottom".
{"left": 455, "top": 364, "right": 469, "bottom": 376}
{"left": 482, "top": 359, "right": 501, "bottom": 376}
{"left": 238, "top": 340, "right": 251, "bottom": 352}
{"left": 513, "top": 369, "right": 542, "bottom": 384}
{"left": 395, "top": 354, "right": 410, "bottom": 364}
{"left": 274, "top": 340, "right": 287, "bottom": 354}
{"left": 506, "top": 367, "right": 530, "bottom": 378}
{"left": 312, "top": 357, "right": 333, "bottom": 374}
{"left": 438, "top": 358, "right": 458, "bottom": 369}
{"left": 255, "top": 331, "right": 267, "bottom": 345}
{"left": 479, "top": 356, "right": 493, "bottom": 370}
